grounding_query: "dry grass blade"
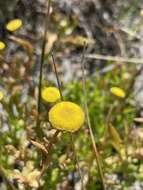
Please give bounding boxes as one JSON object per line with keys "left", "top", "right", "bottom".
{"left": 8, "top": 35, "right": 33, "bottom": 56}
{"left": 85, "top": 54, "right": 143, "bottom": 64}
{"left": 134, "top": 117, "right": 143, "bottom": 123}
{"left": 30, "top": 140, "right": 48, "bottom": 155}
{"left": 81, "top": 43, "right": 106, "bottom": 190}
{"left": 108, "top": 123, "right": 122, "bottom": 145}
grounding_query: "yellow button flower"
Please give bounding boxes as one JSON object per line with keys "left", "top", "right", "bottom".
{"left": 49, "top": 101, "right": 85, "bottom": 132}
{"left": 0, "top": 41, "right": 6, "bottom": 50}
{"left": 0, "top": 91, "right": 4, "bottom": 101}
{"left": 110, "top": 87, "right": 126, "bottom": 98}
{"left": 6, "top": 19, "right": 22, "bottom": 32}
{"left": 42, "top": 87, "right": 61, "bottom": 103}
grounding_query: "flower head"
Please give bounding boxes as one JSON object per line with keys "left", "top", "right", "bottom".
{"left": 42, "top": 87, "right": 61, "bottom": 103}
{"left": 6, "top": 19, "right": 22, "bottom": 32}
{"left": 0, "top": 91, "right": 4, "bottom": 101}
{"left": 110, "top": 87, "right": 126, "bottom": 98}
{"left": 49, "top": 101, "right": 85, "bottom": 132}
{"left": 0, "top": 41, "right": 6, "bottom": 50}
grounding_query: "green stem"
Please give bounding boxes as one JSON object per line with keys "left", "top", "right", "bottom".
{"left": 51, "top": 52, "right": 63, "bottom": 100}
{"left": 51, "top": 52, "right": 85, "bottom": 190}
{"left": 71, "top": 134, "right": 86, "bottom": 190}
{"left": 81, "top": 43, "right": 106, "bottom": 190}
{"left": 36, "top": 0, "right": 51, "bottom": 139}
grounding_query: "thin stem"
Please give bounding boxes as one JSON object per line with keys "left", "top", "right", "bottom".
{"left": 104, "top": 104, "right": 114, "bottom": 138}
{"left": 36, "top": 0, "right": 51, "bottom": 139}
{"left": 37, "top": 131, "right": 60, "bottom": 190}
{"left": 51, "top": 52, "right": 63, "bottom": 100}
{"left": 39, "top": 130, "right": 60, "bottom": 177}
{"left": 51, "top": 52, "right": 85, "bottom": 190}
{"left": 85, "top": 53, "right": 143, "bottom": 64}
{"left": 37, "top": 0, "right": 51, "bottom": 113}
{"left": 71, "top": 134, "right": 85, "bottom": 190}
{"left": 81, "top": 43, "right": 105, "bottom": 190}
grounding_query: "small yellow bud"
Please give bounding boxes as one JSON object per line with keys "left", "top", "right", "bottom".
{"left": 42, "top": 87, "right": 61, "bottom": 103}
{"left": 0, "top": 41, "right": 6, "bottom": 50}
{"left": 6, "top": 19, "right": 22, "bottom": 32}
{"left": 110, "top": 87, "right": 126, "bottom": 98}
{"left": 0, "top": 91, "right": 4, "bottom": 101}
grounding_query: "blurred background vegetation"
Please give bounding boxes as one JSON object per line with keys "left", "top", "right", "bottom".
{"left": 1, "top": 0, "right": 143, "bottom": 189}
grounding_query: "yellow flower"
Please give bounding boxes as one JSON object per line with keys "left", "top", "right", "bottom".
{"left": 110, "top": 87, "right": 126, "bottom": 98}
{"left": 0, "top": 91, "right": 4, "bottom": 101}
{"left": 0, "top": 41, "right": 6, "bottom": 50}
{"left": 49, "top": 101, "right": 85, "bottom": 132}
{"left": 42, "top": 87, "right": 61, "bottom": 103}
{"left": 6, "top": 19, "right": 22, "bottom": 32}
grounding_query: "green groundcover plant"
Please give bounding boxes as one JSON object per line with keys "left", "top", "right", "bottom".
{"left": 0, "top": 1, "right": 143, "bottom": 190}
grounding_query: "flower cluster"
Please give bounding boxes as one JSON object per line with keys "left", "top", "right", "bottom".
{"left": 41, "top": 86, "right": 85, "bottom": 132}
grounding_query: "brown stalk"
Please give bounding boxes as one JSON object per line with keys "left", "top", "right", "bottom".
{"left": 81, "top": 43, "right": 106, "bottom": 190}
{"left": 51, "top": 51, "right": 85, "bottom": 190}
